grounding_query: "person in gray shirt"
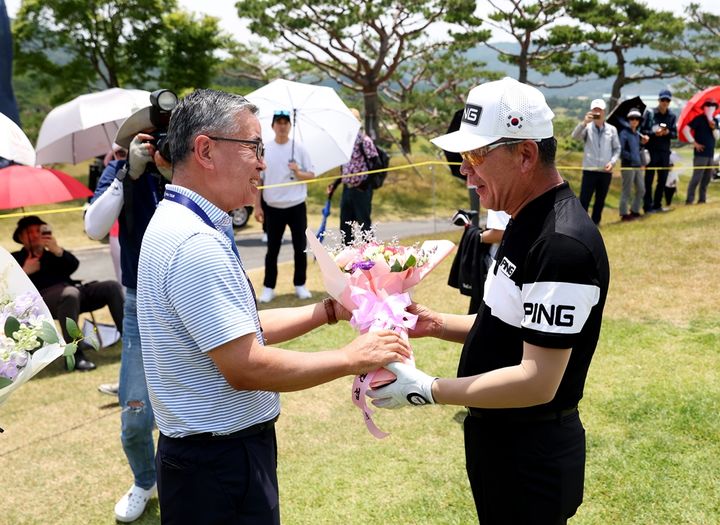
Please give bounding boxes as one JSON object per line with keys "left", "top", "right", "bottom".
{"left": 571, "top": 98, "right": 620, "bottom": 225}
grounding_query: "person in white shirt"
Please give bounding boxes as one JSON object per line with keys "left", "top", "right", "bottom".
{"left": 255, "top": 110, "right": 315, "bottom": 303}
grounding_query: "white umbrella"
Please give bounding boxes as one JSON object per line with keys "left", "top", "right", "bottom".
{"left": 35, "top": 87, "right": 151, "bottom": 165}
{"left": 245, "top": 79, "right": 360, "bottom": 175}
{"left": 0, "top": 112, "right": 35, "bottom": 166}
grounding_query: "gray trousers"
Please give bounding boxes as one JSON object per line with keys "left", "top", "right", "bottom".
{"left": 619, "top": 167, "right": 644, "bottom": 216}
{"left": 686, "top": 156, "right": 713, "bottom": 204}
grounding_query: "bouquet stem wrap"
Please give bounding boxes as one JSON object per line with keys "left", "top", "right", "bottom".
{"left": 306, "top": 229, "right": 454, "bottom": 438}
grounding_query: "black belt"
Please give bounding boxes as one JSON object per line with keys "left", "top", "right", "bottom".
{"left": 467, "top": 406, "right": 578, "bottom": 422}
{"left": 175, "top": 416, "right": 278, "bottom": 441}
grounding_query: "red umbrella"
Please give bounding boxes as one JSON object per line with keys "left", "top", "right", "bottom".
{"left": 0, "top": 165, "right": 93, "bottom": 209}
{"left": 677, "top": 86, "right": 720, "bottom": 143}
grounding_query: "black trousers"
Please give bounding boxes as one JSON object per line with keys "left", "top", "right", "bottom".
{"left": 340, "top": 185, "right": 373, "bottom": 244}
{"left": 464, "top": 411, "right": 585, "bottom": 525}
{"left": 644, "top": 151, "right": 671, "bottom": 211}
{"left": 263, "top": 202, "right": 307, "bottom": 289}
{"left": 579, "top": 170, "right": 612, "bottom": 225}
{"left": 41, "top": 280, "right": 124, "bottom": 342}
{"left": 157, "top": 426, "right": 280, "bottom": 525}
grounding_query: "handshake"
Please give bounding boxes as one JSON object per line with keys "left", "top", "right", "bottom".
{"left": 367, "top": 362, "right": 438, "bottom": 409}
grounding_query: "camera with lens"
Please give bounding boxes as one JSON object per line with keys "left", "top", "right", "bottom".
{"left": 143, "top": 89, "right": 179, "bottom": 163}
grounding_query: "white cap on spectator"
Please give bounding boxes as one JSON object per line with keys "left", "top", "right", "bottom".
{"left": 431, "top": 77, "right": 554, "bottom": 153}
{"left": 590, "top": 99, "right": 606, "bottom": 110}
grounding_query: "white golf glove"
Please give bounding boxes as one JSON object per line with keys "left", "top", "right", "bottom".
{"left": 366, "top": 361, "right": 437, "bottom": 409}
{"left": 128, "top": 135, "right": 154, "bottom": 180}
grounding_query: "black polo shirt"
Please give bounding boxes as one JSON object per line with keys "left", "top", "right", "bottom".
{"left": 687, "top": 114, "right": 718, "bottom": 159}
{"left": 458, "top": 182, "right": 610, "bottom": 416}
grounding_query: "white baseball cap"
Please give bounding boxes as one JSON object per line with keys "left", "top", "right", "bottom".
{"left": 431, "top": 77, "right": 554, "bottom": 153}
{"left": 590, "top": 98, "right": 606, "bottom": 110}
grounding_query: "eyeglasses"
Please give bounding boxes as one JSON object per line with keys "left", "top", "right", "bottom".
{"left": 460, "top": 139, "right": 527, "bottom": 167}
{"left": 207, "top": 136, "right": 265, "bottom": 160}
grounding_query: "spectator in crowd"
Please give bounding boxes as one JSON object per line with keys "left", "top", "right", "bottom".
{"left": 618, "top": 108, "right": 648, "bottom": 221}
{"left": 368, "top": 77, "right": 610, "bottom": 525}
{"left": 84, "top": 99, "right": 174, "bottom": 522}
{"left": 11, "top": 216, "right": 124, "bottom": 371}
{"left": 641, "top": 89, "right": 678, "bottom": 213}
{"left": 327, "top": 108, "right": 380, "bottom": 244}
{"left": 571, "top": 98, "right": 620, "bottom": 225}
{"left": 682, "top": 98, "right": 719, "bottom": 204}
{"left": 255, "top": 110, "right": 315, "bottom": 303}
{"left": 136, "top": 88, "right": 410, "bottom": 524}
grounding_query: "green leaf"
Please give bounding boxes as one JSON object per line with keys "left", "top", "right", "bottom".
{"left": 40, "top": 321, "right": 60, "bottom": 344}
{"left": 63, "top": 342, "right": 77, "bottom": 358}
{"left": 4, "top": 316, "right": 20, "bottom": 339}
{"left": 390, "top": 260, "right": 403, "bottom": 272}
{"left": 64, "top": 354, "right": 75, "bottom": 372}
{"left": 0, "top": 377, "right": 13, "bottom": 389}
{"left": 403, "top": 254, "right": 417, "bottom": 271}
{"left": 65, "top": 318, "right": 82, "bottom": 340}
{"left": 85, "top": 333, "right": 100, "bottom": 352}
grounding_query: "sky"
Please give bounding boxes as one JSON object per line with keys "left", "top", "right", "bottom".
{"left": 5, "top": 0, "right": 720, "bottom": 44}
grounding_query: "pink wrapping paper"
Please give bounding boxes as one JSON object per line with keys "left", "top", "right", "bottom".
{"left": 306, "top": 229, "right": 454, "bottom": 438}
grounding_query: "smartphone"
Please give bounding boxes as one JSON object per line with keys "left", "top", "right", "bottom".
{"left": 659, "top": 123, "right": 667, "bottom": 128}
{"left": 39, "top": 224, "right": 52, "bottom": 236}
{"left": 592, "top": 114, "right": 601, "bottom": 120}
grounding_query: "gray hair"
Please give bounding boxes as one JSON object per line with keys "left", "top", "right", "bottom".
{"left": 168, "top": 89, "right": 258, "bottom": 165}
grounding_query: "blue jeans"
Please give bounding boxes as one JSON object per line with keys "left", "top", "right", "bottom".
{"left": 120, "top": 288, "right": 156, "bottom": 489}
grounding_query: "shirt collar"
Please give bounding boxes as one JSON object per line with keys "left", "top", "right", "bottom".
{"left": 165, "top": 184, "right": 232, "bottom": 230}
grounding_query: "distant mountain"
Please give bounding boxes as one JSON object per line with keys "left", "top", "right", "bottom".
{"left": 467, "top": 41, "right": 675, "bottom": 100}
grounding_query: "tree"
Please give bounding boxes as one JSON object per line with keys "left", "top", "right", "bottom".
{"left": 13, "top": 0, "right": 226, "bottom": 102}
{"left": 478, "top": 0, "right": 608, "bottom": 87}
{"left": 659, "top": 3, "right": 720, "bottom": 95}
{"left": 234, "top": 0, "right": 483, "bottom": 140}
{"left": 158, "top": 11, "right": 226, "bottom": 92}
{"left": 381, "top": 49, "right": 501, "bottom": 153}
{"left": 564, "top": 0, "right": 689, "bottom": 109}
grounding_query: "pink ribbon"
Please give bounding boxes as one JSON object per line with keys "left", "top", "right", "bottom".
{"left": 348, "top": 289, "right": 418, "bottom": 438}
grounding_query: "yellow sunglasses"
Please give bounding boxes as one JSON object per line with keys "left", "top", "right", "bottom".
{"left": 460, "top": 139, "right": 526, "bottom": 167}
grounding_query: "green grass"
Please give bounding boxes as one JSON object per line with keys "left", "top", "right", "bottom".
{"left": 1, "top": 151, "right": 719, "bottom": 524}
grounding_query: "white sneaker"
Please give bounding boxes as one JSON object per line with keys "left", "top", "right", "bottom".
{"left": 114, "top": 483, "right": 157, "bottom": 522}
{"left": 97, "top": 382, "right": 119, "bottom": 396}
{"left": 258, "top": 287, "right": 275, "bottom": 303}
{"left": 295, "top": 285, "right": 312, "bottom": 300}
{"left": 261, "top": 233, "right": 268, "bottom": 243}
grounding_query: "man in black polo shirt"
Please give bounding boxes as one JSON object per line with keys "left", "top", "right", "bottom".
{"left": 641, "top": 89, "right": 678, "bottom": 213}
{"left": 368, "top": 77, "right": 610, "bottom": 525}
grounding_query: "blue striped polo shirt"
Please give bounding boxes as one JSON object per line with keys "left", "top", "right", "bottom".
{"left": 137, "top": 184, "right": 279, "bottom": 438}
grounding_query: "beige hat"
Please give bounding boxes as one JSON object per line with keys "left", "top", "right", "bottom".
{"left": 114, "top": 105, "right": 152, "bottom": 149}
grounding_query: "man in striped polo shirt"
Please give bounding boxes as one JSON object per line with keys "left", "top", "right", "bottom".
{"left": 136, "top": 89, "right": 410, "bottom": 524}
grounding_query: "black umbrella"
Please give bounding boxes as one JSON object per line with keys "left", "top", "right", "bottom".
{"left": 606, "top": 96, "right": 647, "bottom": 131}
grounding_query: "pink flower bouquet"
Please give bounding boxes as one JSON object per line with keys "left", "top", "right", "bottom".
{"left": 306, "top": 228, "right": 454, "bottom": 438}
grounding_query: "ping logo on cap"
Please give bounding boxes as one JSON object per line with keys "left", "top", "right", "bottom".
{"left": 462, "top": 104, "right": 483, "bottom": 126}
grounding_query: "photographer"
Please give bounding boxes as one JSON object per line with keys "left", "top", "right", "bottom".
{"left": 84, "top": 90, "right": 176, "bottom": 522}
{"left": 11, "top": 216, "right": 124, "bottom": 371}
{"left": 571, "top": 98, "right": 620, "bottom": 225}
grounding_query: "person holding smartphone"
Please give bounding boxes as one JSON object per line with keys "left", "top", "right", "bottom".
{"left": 571, "top": 98, "right": 620, "bottom": 225}
{"left": 11, "top": 215, "right": 124, "bottom": 371}
{"left": 640, "top": 89, "right": 678, "bottom": 213}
